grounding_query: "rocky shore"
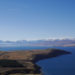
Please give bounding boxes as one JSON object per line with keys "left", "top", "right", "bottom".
{"left": 0, "top": 48, "right": 71, "bottom": 75}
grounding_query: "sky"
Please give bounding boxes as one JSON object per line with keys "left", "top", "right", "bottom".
{"left": 0, "top": 0, "right": 75, "bottom": 41}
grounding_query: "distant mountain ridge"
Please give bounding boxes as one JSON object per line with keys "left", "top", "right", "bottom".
{"left": 0, "top": 39, "right": 75, "bottom": 47}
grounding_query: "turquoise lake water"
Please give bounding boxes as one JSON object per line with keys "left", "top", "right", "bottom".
{"left": 0, "top": 46, "right": 74, "bottom": 75}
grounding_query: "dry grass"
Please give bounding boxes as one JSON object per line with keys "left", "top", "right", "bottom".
{"left": 0, "top": 49, "right": 70, "bottom": 75}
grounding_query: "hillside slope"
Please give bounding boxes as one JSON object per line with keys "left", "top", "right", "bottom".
{"left": 0, "top": 49, "right": 71, "bottom": 75}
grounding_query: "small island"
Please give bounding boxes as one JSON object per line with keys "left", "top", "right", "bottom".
{"left": 0, "top": 48, "right": 71, "bottom": 75}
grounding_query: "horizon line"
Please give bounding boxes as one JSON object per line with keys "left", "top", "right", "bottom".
{"left": 0, "top": 37, "right": 75, "bottom": 42}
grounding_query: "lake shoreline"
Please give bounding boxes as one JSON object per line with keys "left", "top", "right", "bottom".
{"left": 0, "top": 48, "right": 71, "bottom": 75}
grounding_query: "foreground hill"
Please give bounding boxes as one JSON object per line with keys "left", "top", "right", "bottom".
{"left": 0, "top": 48, "right": 71, "bottom": 75}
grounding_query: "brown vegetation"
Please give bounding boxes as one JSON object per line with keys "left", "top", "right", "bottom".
{"left": 0, "top": 48, "right": 71, "bottom": 75}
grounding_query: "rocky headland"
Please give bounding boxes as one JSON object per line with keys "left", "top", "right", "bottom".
{"left": 0, "top": 48, "right": 71, "bottom": 75}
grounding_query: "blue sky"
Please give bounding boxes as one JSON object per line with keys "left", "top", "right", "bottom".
{"left": 0, "top": 0, "right": 75, "bottom": 41}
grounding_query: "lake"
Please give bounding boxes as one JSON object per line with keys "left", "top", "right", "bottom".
{"left": 37, "top": 47, "right": 75, "bottom": 75}
{"left": 0, "top": 46, "right": 74, "bottom": 75}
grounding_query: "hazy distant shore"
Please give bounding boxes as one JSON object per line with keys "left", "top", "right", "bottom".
{"left": 0, "top": 39, "right": 75, "bottom": 47}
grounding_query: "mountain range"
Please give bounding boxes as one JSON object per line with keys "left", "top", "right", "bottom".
{"left": 0, "top": 39, "right": 75, "bottom": 47}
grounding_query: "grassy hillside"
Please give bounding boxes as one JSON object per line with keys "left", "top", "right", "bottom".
{"left": 0, "top": 49, "right": 71, "bottom": 75}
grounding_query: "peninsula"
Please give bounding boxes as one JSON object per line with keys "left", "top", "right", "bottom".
{"left": 0, "top": 48, "right": 71, "bottom": 75}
